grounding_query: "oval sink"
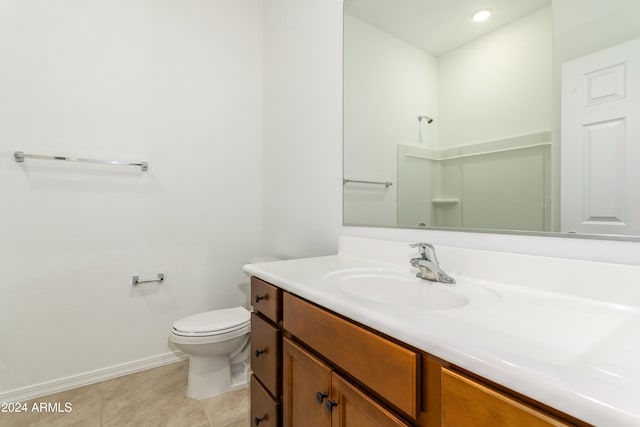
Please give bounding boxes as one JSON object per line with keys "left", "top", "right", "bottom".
{"left": 325, "top": 268, "right": 470, "bottom": 310}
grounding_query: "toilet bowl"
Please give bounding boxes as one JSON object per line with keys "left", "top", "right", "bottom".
{"left": 169, "top": 306, "right": 250, "bottom": 399}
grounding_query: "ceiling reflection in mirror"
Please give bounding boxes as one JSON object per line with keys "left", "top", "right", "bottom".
{"left": 343, "top": 0, "right": 640, "bottom": 239}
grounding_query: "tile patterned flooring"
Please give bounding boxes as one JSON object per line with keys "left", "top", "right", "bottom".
{"left": 0, "top": 361, "right": 249, "bottom": 427}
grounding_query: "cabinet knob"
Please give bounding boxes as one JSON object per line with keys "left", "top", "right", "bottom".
{"left": 255, "top": 348, "right": 266, "bottom": 358}
{"left": 254, "top": 415, "right": 267, "bottom": 425}
{"left": 255, "top": 295, "right": 267, "bottom": 303}
{"left": 324, "top": 399, "right": 338, "bottom": 413}
{"left": 315, "top": 391, "right": 328, "bottom": 404}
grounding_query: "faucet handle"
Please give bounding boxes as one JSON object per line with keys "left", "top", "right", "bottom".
{"left": 409, "top": 242, "right": 436, "bottom": 261}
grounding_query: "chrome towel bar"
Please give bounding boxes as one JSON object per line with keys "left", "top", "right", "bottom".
{"left": 132, "top": 273, "right": 164, "bottom": 286}
{"left": 343, "top": 178, "right": 393, "bottom": 188}
{"left": 14, "top": 151, "right": 148, "bottom": 171}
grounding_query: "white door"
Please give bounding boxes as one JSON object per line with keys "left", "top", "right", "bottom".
{"left": 561, "top": 37, "right": 640, "bottom": 235}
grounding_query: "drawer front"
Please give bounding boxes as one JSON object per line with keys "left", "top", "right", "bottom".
{"left": 251, "top": 313, "right": 281, "bottom": 397}
{"left": 251, "top": 375, "right": 280, "bottom": 427}
{"left": 441, "top": 368, "right": 573, "bottom": 427}
{"left": 251, "top": 277, "right": 281, "bottom": 323}
{"left": 283, "top": 292, "right": 419, "bottom": 418}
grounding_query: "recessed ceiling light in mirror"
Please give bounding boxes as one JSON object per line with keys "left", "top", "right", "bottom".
{"left": 472, "top": 9, "right": 491, "bottom": 23}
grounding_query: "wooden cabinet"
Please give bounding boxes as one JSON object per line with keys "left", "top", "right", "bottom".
{"left": 283, "top": 292, "right": 419, "bottom": 418}
{"left": 251, "top": 376, "right": 280, "bottom": 427}
{"left": 283, "top": 337, "right": 410, "bottom": 427}
{"left": 251, "top": 277, "right": 281, "bottom": 323}
{"left": 331, "top": 372, "right": 411, "bottom": 427}
{"left": 251, "top": 278, "right": 283, "bottom": 427}
{"left": 250, "top": 276, "right": 591, "bottom": 427}
{"left": 282, "top": 337, "right": 332, "bottom": 427}
{"left": 251, "top": 313, "right": 281, "bottom": 397}
{"left": 441, "top": 368, "right": 575, "bottom": 427}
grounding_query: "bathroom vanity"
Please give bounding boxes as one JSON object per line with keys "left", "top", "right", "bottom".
{"left": 246, "top": 237, "right": 640, "bottom": 427}
{"left": 250, "top": 277, "right": 586, "bottom": 427}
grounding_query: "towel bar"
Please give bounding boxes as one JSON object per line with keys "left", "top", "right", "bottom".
{"left": 132, "top": 273, "right": 164, "bottom": 286}
{"left": 14, "top": 151, "right": 148, "bottom": 171}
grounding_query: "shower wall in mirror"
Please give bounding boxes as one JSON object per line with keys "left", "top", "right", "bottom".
{"left": 343, "top": 0, "right": 640, "bottom": 238}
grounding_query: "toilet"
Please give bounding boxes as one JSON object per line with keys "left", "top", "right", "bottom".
{"left": 169, "top": 306, "right": 251, "bottom": 399}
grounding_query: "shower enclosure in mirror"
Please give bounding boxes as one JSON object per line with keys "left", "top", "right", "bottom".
{"left": 343, "top": 0, "right": 640, "bottom": 239}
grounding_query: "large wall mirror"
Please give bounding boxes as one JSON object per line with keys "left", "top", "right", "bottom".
{"left": 343, "top": 0, "right": 640, "bottom": 239}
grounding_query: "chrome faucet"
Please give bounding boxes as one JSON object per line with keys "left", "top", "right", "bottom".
{"left": 409, "top": 243, "right": 456, "bottom": 284}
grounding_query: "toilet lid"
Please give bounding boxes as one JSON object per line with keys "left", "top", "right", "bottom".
{"left": 172, "top": 306, "right": 250, "bottom": 334}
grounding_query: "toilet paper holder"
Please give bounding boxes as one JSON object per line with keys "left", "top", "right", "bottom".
{"left": 132, "top": 273, "right": 164, "bottom": 286}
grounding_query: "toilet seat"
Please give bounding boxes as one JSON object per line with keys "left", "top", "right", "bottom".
{"left": 171, "top": 306, "right": 250, "bottom": 337}
{"left": 171, "top": 322, "right": 250, "bottom": 338}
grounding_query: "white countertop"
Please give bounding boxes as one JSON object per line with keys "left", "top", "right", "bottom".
{"left": 244, "top": 237, "right": 640, "bottom": 427}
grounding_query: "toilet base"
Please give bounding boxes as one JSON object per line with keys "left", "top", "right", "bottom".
{"left": 186, "top": 355, "right": 249, "bottom": 399}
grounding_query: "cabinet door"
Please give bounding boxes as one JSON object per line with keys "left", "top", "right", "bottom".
{"left": 441, "top": 368, "right": 573, "bottom": 427}
{"left": 283, "top": 337, "right": 332, "bottom": 427}
{"left": 330, "top": 373, "right": 411, "bottom": 427}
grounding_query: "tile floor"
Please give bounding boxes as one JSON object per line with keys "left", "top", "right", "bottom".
{"left": 0, "top": 361, "right": 249, "bottom": 427}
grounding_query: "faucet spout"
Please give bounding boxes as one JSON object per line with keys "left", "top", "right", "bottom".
{"left": 409, "top": 243, "right": 456, "bottom": 284}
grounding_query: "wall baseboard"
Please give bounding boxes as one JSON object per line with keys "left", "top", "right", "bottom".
{"left": 0, "top": 351, "right": 187, "bottom": 403}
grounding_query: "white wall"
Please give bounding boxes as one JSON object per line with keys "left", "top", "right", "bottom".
{"left": 262, "top": 0, "right": 343, "bottom": 259}
{"left": 0, "top": 0, "right": 263, "bottom": 399}
{"left": 343, "top": 14, "right": 438, "bottom": 226}
{"left": 438, "top": 6, "right": 552, "bottom": 148}
{"left": 553, "top": 0, "right": 640, "bottom": 39}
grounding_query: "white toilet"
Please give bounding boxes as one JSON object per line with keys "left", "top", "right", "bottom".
{"left": 169, "top": 306, "right": 251, "bottom": 399}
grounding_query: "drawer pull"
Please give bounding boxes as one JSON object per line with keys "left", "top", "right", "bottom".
{"left": 255, "top": 294, "right": 267, "bottom": 303}
{"left": 315, "top": 391, "right": 328, "bottom": 404}
{"left": 254, "top": 415, "right": 267, "bottom": 425}
{"left": 255, "top": 348, "right": 266, "bottom": 358}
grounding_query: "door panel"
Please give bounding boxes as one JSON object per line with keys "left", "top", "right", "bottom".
{"left": 331, "top": 373, "right": 410, "bottom": 427}
{"left": 282, "top": 337, "right": 332, "bottom": 427}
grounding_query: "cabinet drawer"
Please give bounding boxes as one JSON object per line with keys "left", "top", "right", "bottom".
{"left": 442, "top": 368, "right": 573, "bottom": 427}
{"left": 251, "top": 375, "right": 280, "bottom": 427}
{"left": 251, "top": 313, "right": 281, "bottom": 397}
{"left": 283, "top": 292, "right": 419, "bottom": 418}
{"left": 251, "top": 277, "right": 281, "bottom": 323}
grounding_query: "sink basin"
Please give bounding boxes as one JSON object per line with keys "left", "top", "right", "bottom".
{"left": 324, "top": 268, "right": 470, "bottom": 310}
